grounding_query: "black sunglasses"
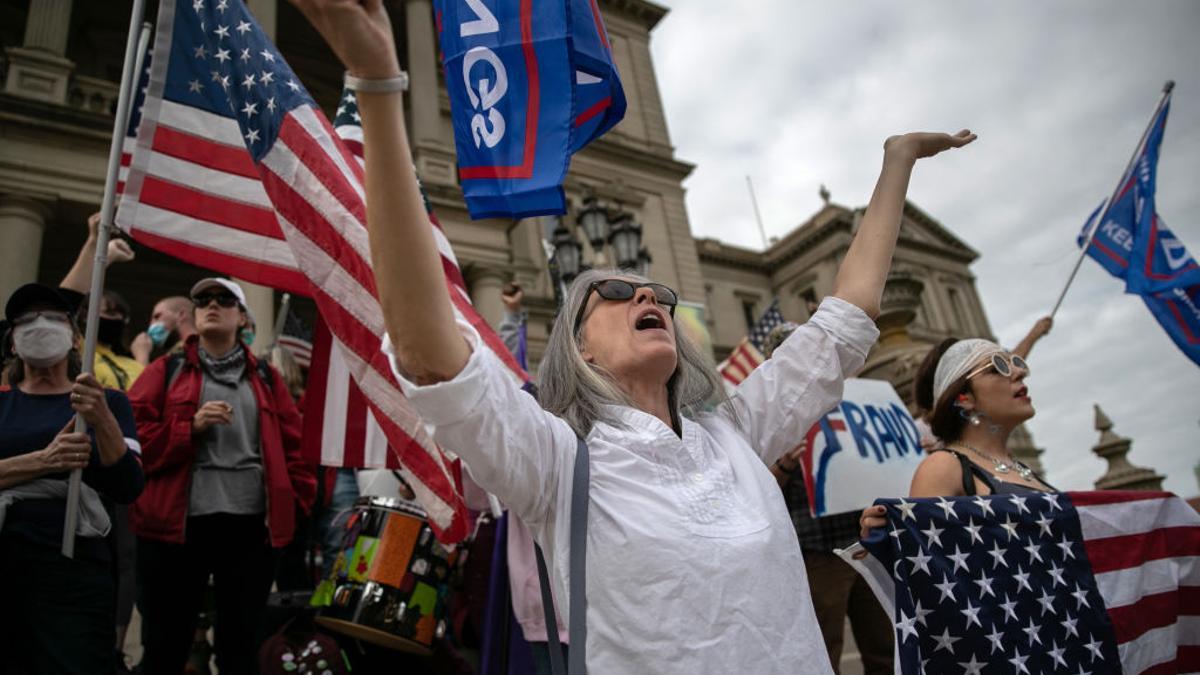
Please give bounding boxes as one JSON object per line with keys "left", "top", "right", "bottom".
{"left": 192, "top": 292, "right": 240, "bottom": 309}
{"left": 573, "top": 279, "right": 678, "bottom": 335}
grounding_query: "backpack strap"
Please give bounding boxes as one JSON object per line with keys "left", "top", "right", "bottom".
{"left": 535, "top": 435, "right": 590, "bottom": 675}
{"left": 96, "top": 351, "right": 130, "bottom": 391}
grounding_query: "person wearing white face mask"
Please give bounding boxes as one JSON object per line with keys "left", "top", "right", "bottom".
{"left": 0, "top": 282, "right": 145, "bottom": 675}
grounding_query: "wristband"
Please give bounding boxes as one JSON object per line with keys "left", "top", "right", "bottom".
{"left": 344, "top": 70, "right": 409, "bottom": 93}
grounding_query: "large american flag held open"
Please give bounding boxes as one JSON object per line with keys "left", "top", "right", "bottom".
{"left": 115, "top": 0, "right": 528, "bottom": 541}
{"left": 843, "top": 491, "right": 1200, "bottom": 675}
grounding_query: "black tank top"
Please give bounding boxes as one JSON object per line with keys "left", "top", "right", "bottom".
{"left": 933, "top": 448, "right": 1056, "bottom": 496}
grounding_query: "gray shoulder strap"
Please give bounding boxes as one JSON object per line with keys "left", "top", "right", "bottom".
{"left": 534, "top": 435, "right": 589, "bottom": 675}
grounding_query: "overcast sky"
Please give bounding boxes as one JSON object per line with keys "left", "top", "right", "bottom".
{"left": 650, "top": 1, "right": 1200, "bottom": 497}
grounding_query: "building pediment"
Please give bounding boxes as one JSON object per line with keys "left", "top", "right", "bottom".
{"left": 897, "top": 201, "right": 979, "bottom": 263}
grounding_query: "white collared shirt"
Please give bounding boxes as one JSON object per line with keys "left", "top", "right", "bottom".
{"left": 387, "top": 297, "right": 879, "bottom": 673}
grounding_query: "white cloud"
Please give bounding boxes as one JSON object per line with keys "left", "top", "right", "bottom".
{"left": 652, "top": 0, "right": 1200, "bottom": 496}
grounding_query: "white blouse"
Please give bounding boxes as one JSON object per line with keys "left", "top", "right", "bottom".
{"left": 387, "top": 296, "right": 879, "bottom": 674}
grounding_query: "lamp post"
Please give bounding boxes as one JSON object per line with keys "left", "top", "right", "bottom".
{"left": 608, "top": 211, "right": 643, "bottom": 272}
{"left": 550, "top": 216, "right": 584, "bottom": 284}
{"left": 576, "top": 194, "right": 610, "bottom": 254}
{"left": 540, "top": 198, "right": 646, "bottom": 309}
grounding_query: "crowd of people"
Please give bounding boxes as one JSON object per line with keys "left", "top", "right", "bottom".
{"left": 0, "top": 2, "right": 1083, "bottom": 674}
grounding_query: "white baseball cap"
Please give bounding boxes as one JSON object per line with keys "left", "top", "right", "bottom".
{"left": 189, "top": 277, "right": 256, "bottom": 324}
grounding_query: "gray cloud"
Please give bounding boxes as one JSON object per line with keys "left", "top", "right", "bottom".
{"left": 652, "top": 0, "right": 1200, "bottom": 496}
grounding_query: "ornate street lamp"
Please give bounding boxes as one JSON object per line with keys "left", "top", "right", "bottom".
{"left": 551, "top": 218, "right": 584, "bottom": 283}
{"left": 576, "top": 195, "right": 610, "bottom": 250}
{"left": 608, "top": 212, "right": 642, "bottom": 272}
{"left": 635, "top": 247, "right": 652, "bottom": 277}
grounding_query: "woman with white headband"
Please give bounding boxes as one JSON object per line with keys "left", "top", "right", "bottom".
{"left": 859, "top": 336, "right": 1054, "bottom": 535}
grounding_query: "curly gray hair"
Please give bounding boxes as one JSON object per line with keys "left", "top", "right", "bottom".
{"left": 536, "top": 269, "right": 728, "bottom": 437}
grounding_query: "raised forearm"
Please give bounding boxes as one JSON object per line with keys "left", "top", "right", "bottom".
{"left": 60, "top": 235, "right": 99, "bottom": 294}
{"left": 357, "top": 90, "right": 470, "bottom": 383}
{"left": 832, "top": 151, "right": 914, "bottom": 319}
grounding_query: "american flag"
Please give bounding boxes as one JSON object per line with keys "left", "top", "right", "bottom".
{"left": 844, "top": 491, "right": 1200, "bottom": 675}
{"left": 115, "top": 0, "right": 528, "bottom": 541}
{"left": 717, "top": 298, "right": 785, "bottom": 386}
{"left": 276, "top": 309, "right": 312, "bottom": 369}
{"left": 117, "top": 44, "right": 153, "bottom": 195}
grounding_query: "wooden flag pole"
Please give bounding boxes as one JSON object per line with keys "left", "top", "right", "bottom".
{"left": 62, "top": 7, "right": 150, "bottom": 558}
{"left": 1049, "top": 80, "right": 1175, "bottom": 320}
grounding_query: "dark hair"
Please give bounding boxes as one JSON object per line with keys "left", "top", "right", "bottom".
{"left": 912, "top": 337, "right": 973, "bottom": 443}
{"left": 102, "top": 290, "right": 131, "bottom": 320}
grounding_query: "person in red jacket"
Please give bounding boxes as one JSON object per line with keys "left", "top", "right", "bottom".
{"left": 128, "top": 278, "right": 315, "bottom": 675}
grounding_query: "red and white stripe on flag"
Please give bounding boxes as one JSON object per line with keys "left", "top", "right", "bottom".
{"left": 116, "top": 0, "right": 527, "bottom": 541}
{"left": 1069, "top": 491, "right": 1200, "bottom": 673}
{"left": 303, "top": 315, "right": 397, "bottom": 470}
{"left": 718, "top": 338, "right": 764, "bottom": 386}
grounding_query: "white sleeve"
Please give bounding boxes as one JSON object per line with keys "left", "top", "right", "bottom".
{"left": 383, "top": 320, "right": 577, "bottom": 527}
{"left": 718, "top": 296, "right": 879, "bottom": 465}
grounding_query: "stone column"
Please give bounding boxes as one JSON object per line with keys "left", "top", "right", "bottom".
{"left": 0, "top": 197, "right": 51, "bottom": 304}
{"left": 406, "top": 0, "right": 441, "bottom": 145}
{"left": 405, "top": 0, "right": 458, "bottom": 186}
{"left": 469, "top": 266, "right": 507, "bottom": 330}
{"left": 4, "top": 0, "right": 75, "bottom": 103}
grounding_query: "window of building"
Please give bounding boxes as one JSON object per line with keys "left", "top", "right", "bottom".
{"left": 800, "top": 288, "right": 818, "bottom": 317}
{"left": 947, "top": 287, "right": 968, "bottom": 331}
{"left": 742, "top": 300, "right": 758, "bottom": 332}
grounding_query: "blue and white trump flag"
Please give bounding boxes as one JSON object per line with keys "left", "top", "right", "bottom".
{"left": 434, "top": 0, "right": 625, "bottom": 219}
{"left": 1077, "top": 90, "right": 1200, "bottom": 367}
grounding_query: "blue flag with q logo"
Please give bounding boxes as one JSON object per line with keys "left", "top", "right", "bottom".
{"left": 435, "top": 0, "right": 625, "bottom": 219}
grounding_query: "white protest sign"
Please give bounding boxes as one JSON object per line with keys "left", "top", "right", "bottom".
{"left": 797, "top": 378, "right": 926, "bottom": 517}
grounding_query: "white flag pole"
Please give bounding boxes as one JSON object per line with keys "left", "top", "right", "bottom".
{"left": 266, "top": 292, "right": 292, "bottom": 350}
{"left": 62, "top": 7, "right": 150, "bottom": 558}
{"left": 1049, "top": 80, "right": 1175, "bottom": 320}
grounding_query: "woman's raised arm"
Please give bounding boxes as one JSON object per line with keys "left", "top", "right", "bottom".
{"left": 291, "top": 0, "right": 469, "bottom": 383}
{"left": 831, "top": 130, "right": 976, "bottom": 318}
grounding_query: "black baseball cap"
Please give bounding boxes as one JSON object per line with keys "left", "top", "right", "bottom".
{"left": 4, "top": 283, "right": 75, "bottom": 323}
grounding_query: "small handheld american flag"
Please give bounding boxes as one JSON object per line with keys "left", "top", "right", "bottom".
{"left": 717, "top": 299, "right": 786, "bottom": 386}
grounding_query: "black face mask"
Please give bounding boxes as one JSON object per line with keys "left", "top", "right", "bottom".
{"left": 98, "top": 317, "right": 127, "bottom": 350}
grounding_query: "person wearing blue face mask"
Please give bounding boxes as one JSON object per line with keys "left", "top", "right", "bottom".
{"left": 131, "top": 296, "right": 196, "bottom": 366}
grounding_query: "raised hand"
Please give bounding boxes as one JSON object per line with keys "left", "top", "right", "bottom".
{"left": 884, "top": 129, "right": 977, "bottom": 162}
{"left": 107, "top": 238, "right": 135, "bottom": 265}
{"left": 289, "top": 0, "right": 401, "bottom": 79}
{"left": 501, "top": 283, "right": 524, "bottom": 312}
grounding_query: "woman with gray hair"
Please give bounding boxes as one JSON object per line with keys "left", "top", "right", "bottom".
{"left": 293, "top": 2, "right": 975, "bottom": 670}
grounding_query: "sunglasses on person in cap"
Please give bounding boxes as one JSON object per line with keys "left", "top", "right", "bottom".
{"left": 573, "top": 279, "right": 678, "bottom": 335}
{"left": 192, "top": 292, "right": 240, "bottom": 309}
{"left": 965, "top": 352, "right": 1030, "bottom": 380}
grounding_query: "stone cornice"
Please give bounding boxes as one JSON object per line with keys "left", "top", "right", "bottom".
{"left": 600, "top": 0, "right": 669, "bottom": 30}
{"left": 0, "top": 94, "right": 113, "bottom": 141}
